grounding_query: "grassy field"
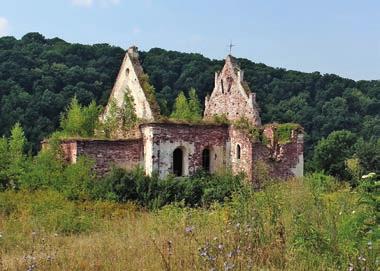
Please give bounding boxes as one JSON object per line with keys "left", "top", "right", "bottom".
{"left": 0, "top": 175, "right": 378, "bottom": 271}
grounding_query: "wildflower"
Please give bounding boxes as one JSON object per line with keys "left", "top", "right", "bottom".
{"left": 218, "top": 244, "right": 224, "bottom": 250}
{"left": 31, "top": 231, "right": 36, "bottom": 236}
{"left": 235, "top": 223, "right": 240, "bottom": 229}
{"left": 213, "top": 237, "right": 218, "bottom": 241}
{"left": 199, "top": 247, "right": 208, "bottom": 257}
{"left": 348, "top": 263, "right": 354, "bottom": 271}
{"left": 224, "top": 262, "right": 235, "bottom": 270}
{"left": 185, "top": 226, "right": 194, "bottom": 233}
{"left": 368, "top": 241, "right": 373, "bottom": 249}
{"left": 361, "top": 172, "right": 376, "bottom": 179}
{"left": 358, "top": 255, "right": 366, "bottom": 261}
{"left": 0, "top": 233, "right": 3, "bottom": 238}
{"left": 351, "top": 210, "right": 356, "bottom": 214}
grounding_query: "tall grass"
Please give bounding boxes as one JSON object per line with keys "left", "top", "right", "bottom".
{"left": 0, "top": 173, "right": 378, "bottom": 270}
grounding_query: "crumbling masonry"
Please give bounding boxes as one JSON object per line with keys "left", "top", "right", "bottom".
{"left": 60, "top": 46, "right": 304, "bottom": 183}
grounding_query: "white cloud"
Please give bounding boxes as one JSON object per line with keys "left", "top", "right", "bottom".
{"left": 71, "top": 0, "right": 120, "bottom": 7}
{"left": 0, "top": 17, "right": 9, "bottom": 37}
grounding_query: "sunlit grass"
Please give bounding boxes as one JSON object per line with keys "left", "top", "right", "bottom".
{"left": 0, "top": 176, "right": 378, "bottom": 270}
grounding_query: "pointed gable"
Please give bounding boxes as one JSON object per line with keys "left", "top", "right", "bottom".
{"left": 102, "top": 46, "right": 158, "bottom": 123}
{"left": 203, "top": 55, "right": 261, "bottom": 126}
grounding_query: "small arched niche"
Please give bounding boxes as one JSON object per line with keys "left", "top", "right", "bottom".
{"left": 236, "top": 144, "right": 241, "bottom": 160}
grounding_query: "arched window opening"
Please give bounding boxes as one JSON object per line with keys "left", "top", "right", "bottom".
{"left": 236, "top": 144, "right": 241, "bottom": 160}
{"left": 202, "top": 148, "right": 210, "bottom": 172}
{"left": 173, "top": 148, "right": 183, "bottom": 176}
{"left": 126, "top": 68, "right": 130, "bottom": 76}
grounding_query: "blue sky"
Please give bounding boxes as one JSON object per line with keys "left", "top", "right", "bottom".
{"left": 1, "top": 0, "right": 379, "bottom": 80}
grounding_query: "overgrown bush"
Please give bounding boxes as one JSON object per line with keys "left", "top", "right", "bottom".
{"left": 95, "top": 168, "right": 246, "bottom": 209}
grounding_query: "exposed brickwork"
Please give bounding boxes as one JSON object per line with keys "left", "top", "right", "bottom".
{"left": 204, "top": 55, "right": 261, "bottom": 125}
{"left": 228, "top": 127, "right": 254, "bottom": 180}
{"left": 61, "top": 139, "right": 143, "bottom": 175}
{"left": 57, "top": 50, "right": 304, "bottom": 182}
{"left": 141, "top": 123, "right": 229, "bottom": 178}
{"left": 252, "top": 131, "right": 304, "bottom": 185}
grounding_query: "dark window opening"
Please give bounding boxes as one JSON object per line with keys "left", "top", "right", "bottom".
{"left": 221, "top": 79, "right": 224, "bottom": 94}
{"left": 236, "top": 144, "right": 241, "bottom": 160}
{"left": 202, "top": 148, "right": 210, "bottom": 172}
{"left": 173, "top": 148, "right": 183, "bottom": 176}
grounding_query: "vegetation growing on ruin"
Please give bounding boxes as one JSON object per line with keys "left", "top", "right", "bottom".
{"left": 0, "top": 121, "right": 378, "bottom": 270}
{"left": 170, "top": 88, "right": 202, "bottom": 123}
{"left": 212, "top": 113, "right": 230, "bottom": 125}
{"left": 274, "top": 123, "right": 302, "bottom": 144}
{"left": 59, "top": 96, "right": 101, "bottom": 138}
{"left": 0, "top": 33, "right": 378, "bottom": 175}
{"left": 234, "top": 117, "right": 261, "bottom": 141}
{"left": 120, "top": 89, "right": 138, "bottom": 130}
{"left": 138, "top": 73, "right": 161, "bottom": 117}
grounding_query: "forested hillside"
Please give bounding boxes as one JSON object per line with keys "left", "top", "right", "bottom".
{"left": 0, "top": 32, "right": 379, "bottom": 170}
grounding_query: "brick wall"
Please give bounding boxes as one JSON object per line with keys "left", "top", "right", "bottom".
{"left": 252, "top": 131, "right": 304, "bottom": 186}
{"left": 61, "top": 139, "right": 143, "bottom": 175}
{"left": 141, "top": 123, "right": 229, "bottom": 178}
{"left": 228, "top": 127, "right": 254, "bottom": 180}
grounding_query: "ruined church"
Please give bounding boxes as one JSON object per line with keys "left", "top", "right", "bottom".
{"left": 61, "top": 46, "right": 304, "bottom": 183}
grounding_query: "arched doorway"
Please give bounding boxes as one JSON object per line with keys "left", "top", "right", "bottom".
{"left": 173, "top": 148, "right": 183, "bottom": 176}
{"left": 202, "top": 148, "right": 210, "bottom": 172}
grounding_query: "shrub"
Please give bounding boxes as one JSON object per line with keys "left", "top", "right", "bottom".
{"left": 95, "top": 168, "right": 246, "bottom": 209}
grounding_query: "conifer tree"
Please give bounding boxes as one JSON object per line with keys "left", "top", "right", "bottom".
{"left": 103, "top": 98, "right": 119, "bottom": 138}
{"left": 7, "top": 123, "right": 26, "bottom": 189}
{"left": 60, "top": 97, "right": 84, "bottom": 136}
{"left": 170, "top": 91, "right": 191, "bottom": 121}
{"left": 121, "top": 89, "right": 137, "bottom": 130}
{"left": 60, "top": 97, "right": 101, "bottom": 137}
{"left": 82, "top": 100, "right": 101, "bottom": 137}
{"left": 188, "top": 88, "right": 202, "bottom": 121}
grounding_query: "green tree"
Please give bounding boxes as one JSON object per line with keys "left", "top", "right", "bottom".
{"left": 82, "top": 100, "right": 101, "bottom": 136}
{"left": 0, "top": 137, "right": 9, "bottom": 190}
{"left": 188, "top": 88, "right": 202, "bottom": 121}
{"left": 102, "top": 99, "right": 119, "bottom": 138}
{"left": 355, "top": 138, "right": 380, "bottom": 174}
{"left": 313, "top": 130, "right": 357, "bottom": 179}
{"left": 7, "top": 123, "right": 27, "bottom": 188}
{"left": 170, "top": 91, "right": 191, "bottom": 121}
{"left": 60, "top": 97, "right": 100, "bottom": 137}
{"left": 60, "top": 97, "right": 84, "bottom": 136}
{"left": 121, "top": 89, "right": 138, "bottom": 130}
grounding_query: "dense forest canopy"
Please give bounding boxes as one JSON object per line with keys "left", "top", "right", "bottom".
{"left": 0, "top": 32, "right": 379, "bottom": 170}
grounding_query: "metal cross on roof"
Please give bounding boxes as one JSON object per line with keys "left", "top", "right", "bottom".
{"left": 228, "top": 41, "right": 236, "bottom": 55}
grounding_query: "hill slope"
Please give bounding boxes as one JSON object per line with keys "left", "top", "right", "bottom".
{"left": 0, "top": 33, "right": 379, "bottom": 162}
